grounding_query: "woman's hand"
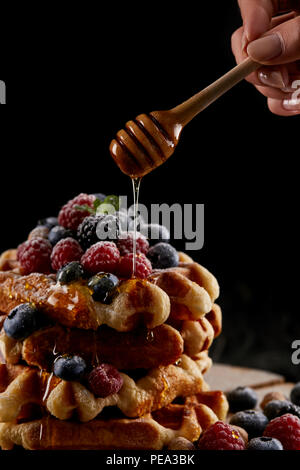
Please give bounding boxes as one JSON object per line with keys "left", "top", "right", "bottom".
{"left": 232, "top": 0, "right": 300, "bottom": 115}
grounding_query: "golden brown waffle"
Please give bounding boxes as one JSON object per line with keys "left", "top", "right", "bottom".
{"left": 168, "top": 304, "right": 222, "bottom": 357}
{"left": 192, "top": 391, "right": 228, "bottom": 421}
{"left": 0, "top": 304, "right": 220, "bottom": 370}
{"left": 0, "top": 323, "right": 184, "bottom": 370}
{"left": 0, "top": 391, "right": 228, "bottom": 450}
{"left": 0, "top": 250, "right": 19, "bottom": 274}
{"left": 0, "top": 356, "right": 211, "bottom": 423}
{"left": 0, "top": 331, "right": 22, "bottom": 365}
{"left": 178, "top": 252, "right": 194, "bottom": 263}
{"left": 180, "top": 318, "right": 215, "bottom": 357}
{"left": 192, "top": 351, "right": 212, "bottom": 375}
{"left": 0, "top": 250, "right": 219, "bottom": 331}
{"left": 0, "top": 416, "right": 190, "bottom": 450}
{"left": 153, "top": 391, "right": 228, "bottom": 426}
{"left": 0, "top": 271, "right": 171, "bottom": 331}
{"left": 149, "top": 262, "right": 219, "bottom": 321}
{"left": 0, "top": 363, "right": 60, "bottom": 423}
{"left": 206, "top": 303, "right": 222, "bottom": 338}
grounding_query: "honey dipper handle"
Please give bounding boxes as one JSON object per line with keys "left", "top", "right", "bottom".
{"left": 171, "top": 57, "right": 261, "bottom": 126}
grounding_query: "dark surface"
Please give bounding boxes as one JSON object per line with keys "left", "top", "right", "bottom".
{"left": 1, "top": 2, "right": 299, "bottom": 380}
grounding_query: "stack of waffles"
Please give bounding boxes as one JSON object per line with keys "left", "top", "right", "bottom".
{"left": 0, "top": 248, "right": 228, "bottom": 450}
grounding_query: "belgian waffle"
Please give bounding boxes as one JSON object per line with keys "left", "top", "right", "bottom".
{"left": 0, "top": 250, "right": 219, "bottom": 329}
{"left": 0, "top": 356, "right": 211, "bottom": 423}
{"left": 149, "top": 262, "right": 219, "bottom": 320}
{"left": 0, "top": 241, "right": 225, "bottom": 450}
{"left": 0, "top": 271, "right": 171, "bottom": 332}
{"left": 0, "top": 303, "right": 221, "bottom": 369}
{"left": 0, "top": 391, "right": 228, "bottom": 450}
{"left": 168, "top": 303, "right": 222, "bottom": 357}
{"left": 0, "top": 324, "right": 184, "bottom": 370}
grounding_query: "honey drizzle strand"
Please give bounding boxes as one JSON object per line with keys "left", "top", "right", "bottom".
{"left": 131, "top": 177, "right": 142, "bottom": 277}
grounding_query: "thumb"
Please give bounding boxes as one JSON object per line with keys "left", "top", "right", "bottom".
{"left": 247, "top": 16, "right": 300, "bottom": 64}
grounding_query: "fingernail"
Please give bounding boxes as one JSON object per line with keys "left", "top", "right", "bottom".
{"left": 247, "top": 33, "right": 283, "bottom": 61}
{"left": 281, "top": 86, "right": 295, "bottom": 93}
{"left": 282, "top": 98, "right": 300, "bottom": 111}
{"left": 258, "top": 70, "right": 287, "bottom": 88}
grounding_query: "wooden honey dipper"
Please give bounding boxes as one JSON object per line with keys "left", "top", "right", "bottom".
{"left": 110, "top": 57, "right": 260, "bottom": 178}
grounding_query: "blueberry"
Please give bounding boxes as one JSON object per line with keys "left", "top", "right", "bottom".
{"left": 263, "top": 400, "right": 300, "bottom": 420}
{"left": 147, "top": 243, "right": 179, "bottom": 269}
{"left": 48, "top": 225, "right": 74, "bottom": 246}
{"left": 247, "top": 437, "right": 283, "bottom": 450}
{"left": 291, "top": 382, "right": 300, "bottom": 406}
{"left": 38, "top": 217, "right": 58, "bottom": 230}
{"left": 93, "top": 193, "right": 106, "bottom": 202}
{"left": 141, "top": 224, "right": 170, "bottom": 244}
{"left": 88, "top": 273, "right": 119, "bottom": 303}
{"left": 227, "top": 386, "right": 258, "bottom": 412}
{"left": 53, "top": 355, "right": 87, "bottom": 381}
{"left": 3, "top": 303, "right": 44, "bottom": 340}
{"left": 229, "top": 410, "right": 269, "bottom": 439}
{"left": 56, "top": 261, "right": 85, "bottom": 284}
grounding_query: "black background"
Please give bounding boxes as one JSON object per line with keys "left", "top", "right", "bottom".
{"left": 0, "top": 1, "right": 299, "bottom": 380}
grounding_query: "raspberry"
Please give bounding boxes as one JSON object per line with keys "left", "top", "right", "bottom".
{"left": 58, "top": 193, "right": 96, "bottom": 231}
{"left": 117, "top": 253, "right": 152, "bottom": 279}
{"left": 87, "top": 363, "right": 123, "bottom": 398}
{"left": 81, "top": 241, "right": 120, "bottom": 274}
{"left": 263, "top": 413, "right": 300, "bottom": 450}
{"left": 117, "top": 232, "right": 149, "bottom": 256}
{"left": 17, "top": 237, "right": 52, "bottom": 275}
{"left": 198, "top": 421, "right": 246, "bottom": 450}
{"left": 77, "top": 215, "right": 119, "bottom": 250}
{"left": 51, "top": 238, "right": 83, "bottom": 271}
